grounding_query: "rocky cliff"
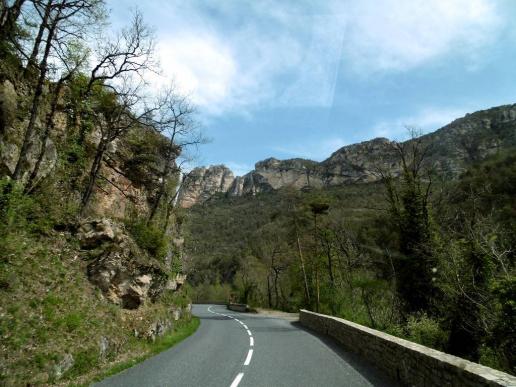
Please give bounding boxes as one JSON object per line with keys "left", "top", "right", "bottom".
{"left": 178, "top": 104, "right": 516, "bottom": 207}
{"left": 178, "top": 165, "right": 235, "bottom": 207}
{"left": 1, "top": 63, "right": 192, "bottom": 385}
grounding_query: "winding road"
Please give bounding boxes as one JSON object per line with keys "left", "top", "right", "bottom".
{"left": 95, "top": 304, "right": 397, "bottom": 387}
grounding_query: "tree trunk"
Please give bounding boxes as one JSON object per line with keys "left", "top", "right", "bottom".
{"left": 267, "top": 275, "right": 272, "bottom": 308}
{"left": 326, "top": 242, "right": 337, "bottom": 315}
{"left": 80, "top": 139, "right": 106, "bottom": 215}
{"left": 315, "top": 265, "right": 320, "bottom": 313}
{"left": 296, "top": 230, "right": 311, "bottom": 304}
{"left": 148, "top": 164, "right": 170, "bottom": 224}
{"left": 25, "top": 0, "right": 52, "bottom": 75}
{"left": 25, "top": 78, "right": 65, "bottom": 192}
{"left": 149, "top": 136, "right": 175, "bottom": 223}
{"left": 273, "top": 269, "right": 279, "bottom": 309}
{"left": 0, "top": 0, "right": 25, "bottom": 42}
{"left": 12, "top": 16, "right": 57, "bottom": 181}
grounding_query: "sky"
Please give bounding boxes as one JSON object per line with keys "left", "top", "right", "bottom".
{"left": 108, "top": 0, "right": 516, "bottom": 176}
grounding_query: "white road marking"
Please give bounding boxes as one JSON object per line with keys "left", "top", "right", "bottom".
{"left": 207, "top": 306, "right": 256, "bottom": 385}
{"left": 244, "top": 349, "right": 254, "bottom": 366}
{"left": 230, "top": 373, "right": 244, "bottom": 387}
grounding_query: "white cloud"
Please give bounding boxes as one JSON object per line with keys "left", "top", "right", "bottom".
{"left": 371, "top": 106, "right": 471, "bottom": 140}
{"left": 125, "top": 0, "right": 505, "bottom": 115}
{"left": 154, "top": 34, "right": 237, "bottom": 114}
{"left": 340, "top": 0, "right": 502, "bottom": 73}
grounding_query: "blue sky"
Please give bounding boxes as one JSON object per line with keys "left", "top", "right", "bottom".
{"left": 109, "top": 0, "right": 516, "bottom": 176}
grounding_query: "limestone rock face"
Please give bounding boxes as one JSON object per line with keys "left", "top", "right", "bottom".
{"left": 78, "top": 219, "right": 169, "bottom": 309}
{"left": 322, "top": 137, "right": 398, "bottom": 184}
{"left": 178, "top": 165, "right": 235, "bottom": 208}
{"left": 0, "top": 79, "right": 58, "bottom": 183}
{"left": 178, "top": 103, "right": 516, "bottom": 207}
{"left": 248, "top": 158, "right": 325, "bottom": 192}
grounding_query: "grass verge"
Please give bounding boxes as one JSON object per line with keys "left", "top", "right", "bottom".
{"left": 75, "top": 317, "right": 200, "bottom": 386}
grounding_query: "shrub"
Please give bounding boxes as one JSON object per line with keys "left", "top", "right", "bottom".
{"left": 405, "top": 313, "right": 448, "bottom": 350}
{"left": 126, "top": 219, "right": 168, "bottom": 260}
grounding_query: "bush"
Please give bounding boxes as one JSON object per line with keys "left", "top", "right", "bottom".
{"left": 160, "top": 289, "right": 190, "bottom": 308}
{"left": 405, "top": 314, "right": 448, "bottom": 350}
{"left": 126, "top": 219, "right": 168, "bottom": 260}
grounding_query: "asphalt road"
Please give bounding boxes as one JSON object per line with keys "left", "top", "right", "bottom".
{"left": 94, "top": 304, "right": 398, "bottom": 387}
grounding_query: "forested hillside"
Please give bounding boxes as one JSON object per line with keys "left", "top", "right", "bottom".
{"left": 0, "top": 1, "right": 199, "bottom": 384}
{"left": 184, "top": 132, "right": 516, "bottom": 375}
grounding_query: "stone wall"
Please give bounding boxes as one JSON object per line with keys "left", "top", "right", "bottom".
{"left": 227, "top": 303, "right": 248, "bottom": 312}
{"left": 299, "top": 310, "right": 516, "bottom": 387}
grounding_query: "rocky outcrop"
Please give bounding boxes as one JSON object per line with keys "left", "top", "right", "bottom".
{"left": 178, "top": 165, "right": 235, "bottom": 207}
{"left": 245, "top": 158, "right": 325, "bottom": 193}
{"left": 78, "top": 219, "right": 168, "bottom": 309}
{"left": 178, "top": 104, "right": 516, "bottom": 207}
{"left": 0, "top": 79, "right": 59, "bottom": 184}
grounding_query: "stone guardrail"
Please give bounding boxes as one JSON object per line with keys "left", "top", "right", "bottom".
{"left": 192, "top": 301, "right": 227, "bottom": 305}
{"left": 227, "top": 303, "right": 248, "bottom": 312}
{"left": 300, "top": 310, "right": 516, "bottom": 387}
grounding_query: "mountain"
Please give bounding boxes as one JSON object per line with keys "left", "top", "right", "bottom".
{"left": 178, "top": 104, "right": 516, "bottom": 207}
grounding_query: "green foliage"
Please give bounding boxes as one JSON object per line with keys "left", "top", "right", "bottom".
{"left": 188, "top": 281, "right": 232, "bottom": 303}
{"left": 121, "top": 128, "right": 170, "bottom": 190}
{"left": 0, "top": 178, "right": 53, "bottom": 234}
{"left": 384, "top": 160, "right": 437, "bottom": 314}
{"left": 160, "top": 289, "right": 190, "bottom": 308}
{"left": 491, "top": 277, "right": 516, "bottom": 374}
{"left": 66, "top": 349, "right": 99, "bottom": 378}
{"left": 125, "top": 219, "right": 168, "bottom": 260}
{"left": 405, "top": 314, "right": 448, "bottom": 350}
{"left": 184, "top": 149, "right": 515, "bottom": 374}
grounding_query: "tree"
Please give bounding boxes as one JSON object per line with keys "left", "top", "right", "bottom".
{"left": 25, "top": 39, "right": 89, "bottom": 192}
{"left": 79, "top": 78, "right": 153, "bottom": 214}
{"left": 380, "top": 129, "right": 437, "bottom": 315}
{"left": 0, "top": 0, "right": 26, "bottom": 50}
{"left": 144, "top": 87, "right": 203, "bottom": 224}
{"left": 309, "top": 199, "right": 329, "bottom": 312}
{"left": 284, "top": 188, "right": 311, "bottom": 305}
{"left": 12, "top": 0, "right": 104, "bottom": 182}
{"left": 77, "top": 10, "right": 157, "bottom": 214}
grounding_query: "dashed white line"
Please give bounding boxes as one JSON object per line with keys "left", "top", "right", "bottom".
{"left": 244, "top": 349, "right": 254, "bottom": 366}
{"left": 230, "top": 372, "right": 244, "bottom": 387}
{"left": 207, "top": 306, "right": 255, "bottom": 386}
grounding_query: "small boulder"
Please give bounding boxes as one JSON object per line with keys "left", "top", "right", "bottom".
{"left": 53, "top": 353, "right": 74, "bottom": 380}
{"left": 78, "top": 219, "right": 123, "bottom": 249}
{"left": 99, "top": 336, "right": 109, "bottom": 359}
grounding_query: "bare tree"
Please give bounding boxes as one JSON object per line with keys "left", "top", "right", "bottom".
{"left": 79, "top": 77, "right": 156, "bottom": 214}
{"left": 0, "top": 0, "right": 26, "bottom": 45}
{"left": 85, "top": 10, "right": 155, "bottom": 96}
{"left": 12, "top": 0, "right": 104, "bottom": 181}
{"left": 144, "top": 87, "right": 204, "bottom": 223}
{"left": 25, "top": 39, "right": 89, "bottom": 192}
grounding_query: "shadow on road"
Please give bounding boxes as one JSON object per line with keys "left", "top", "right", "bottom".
{"left": 291, "top": 321, "right": 399, "bottom": 387}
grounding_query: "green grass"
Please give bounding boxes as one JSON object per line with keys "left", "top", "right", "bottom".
{"left": 83, "top": 317, "right": 200, "bottom": 385}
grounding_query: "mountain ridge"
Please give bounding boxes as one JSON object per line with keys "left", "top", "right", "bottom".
{"left": 178, "top": 103, "right": 516, "bottom": 207}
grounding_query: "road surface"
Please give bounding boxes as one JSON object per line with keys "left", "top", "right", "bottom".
{"left": 95, "top": 304, "right": 397, "bottom": 387}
